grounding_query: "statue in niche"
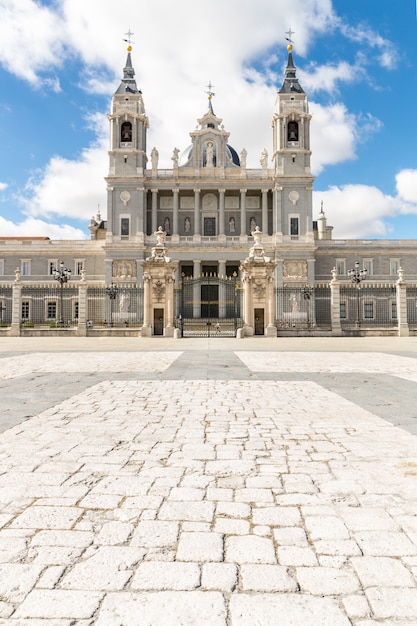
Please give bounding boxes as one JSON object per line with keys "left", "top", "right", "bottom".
{"left": 151, "top": 147, "right": 159, "bottom": 168}
{"left": 250, "top": 217, "right": 257, "bottom": 233}
{"left": 229, "top": 217, "right": 236, "bottom": 233}
{"left": 164, "top": 217, "right": 171, "bottom": 234}
{"left": 184, "top": 217, "right": 191, "bottom": 232}
{"left": 206, "top": 142, "right": 214, "bottom": 167}
{"left": 119, "top": 290, "right": 131, "bottom": 313}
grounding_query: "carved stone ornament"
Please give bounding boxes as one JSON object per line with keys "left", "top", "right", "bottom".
{"left": 289, "top": 190, "right": 300, "bottom": 206}
{"left": 120, "top": 190, "right": 131, "bottom": 206}
{"left": 253, "top": 280, "right": 266, "bottom": 300}
{"left": 112, "top": 260, "right": 136, "bottom": 278}
{"left": 283, "top": 260, "right": 308, "bottom": 280}
{"left": 152, "top": 279, "right": 165, "bottom": 302}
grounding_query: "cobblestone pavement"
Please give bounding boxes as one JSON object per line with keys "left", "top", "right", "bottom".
{"left": 0, "top": 338, "right": 417, "bottom": 625}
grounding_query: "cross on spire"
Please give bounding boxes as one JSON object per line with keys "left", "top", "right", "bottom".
{"left": 285, "top": 27, "right": 295, "bottom": 44}
{"left": 123, "top": 29, "right": 135, "bottom": 47}
{"left": 205, "top": 81, "right": 215, "bottom": 101}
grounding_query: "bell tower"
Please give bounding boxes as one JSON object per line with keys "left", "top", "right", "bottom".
{"left": 106, "top": 38, "right": 148, "bottom": 241}
{"left": 271, "top": 34, "right": 314, "bottom": 241}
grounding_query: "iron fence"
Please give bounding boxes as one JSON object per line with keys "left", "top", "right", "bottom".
{"left": 0, "top": 287, "right": 12, "bottom": 325}
{"left": 339, "top": 284, "right": 397, "bottom": 327}
{"left": 87, "top": 286, "right": 144, "bottom": 327}
{"left": 21, "top": 284, "right": 79, "bottom": 327}
{"left": 407, "top": 286, "right": 417, "bottom": 327}
{"left": 275, "top": 285, "right": 331, "bottom": 329}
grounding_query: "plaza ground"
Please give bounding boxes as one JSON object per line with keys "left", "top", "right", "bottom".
{"left": 0, "top": 336, "right": 416, "bottom": 624}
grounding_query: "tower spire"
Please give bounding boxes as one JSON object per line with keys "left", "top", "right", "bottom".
{"left": 279, "top": 30, "right": 304, "bottom": 94}
{"left": 115, "top": 31, "right": 141, "bottom": 95}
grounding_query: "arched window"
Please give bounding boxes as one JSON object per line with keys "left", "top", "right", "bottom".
{"left": 121, "top": 121, "right": 132, "bottom": 143}
{"left": 287, "top": 121, "right": 299, "bottom": 142}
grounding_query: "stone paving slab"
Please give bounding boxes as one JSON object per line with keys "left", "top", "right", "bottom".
{"left": 0, "top": 355, "right": 416, "bottom": 624}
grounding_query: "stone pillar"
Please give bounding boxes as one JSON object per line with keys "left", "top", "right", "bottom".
{"left": 239, "top": 228, "right": 276, "bottom": 337}
{"left": 172, "top": 189, "right": 179, "bottom": 238}
{"left": 10, "top": 268, "right": 22, "bottom": 337}
{"left": 262, "top": 190, "right": 268, "bottom": 235}
{"left": 141, "top": 228, "right": 178, "bottom": 337}
{"left": 273, "top": 185, "right": 282, "bottom": 235}
{"left": 142, "top": 273, "right": 152, "bottom": 336}
{"left": 151, "top": 190, "right": 158, "bottom": 233}
{"left": 218, "top": 189, "right": 225, "bottom": 237}
{"left": 396, "top": 268, "right": 409, "bottom": 337}
{"left": 193, "top": 260, "right": 201, "bottom": 318}
{"left": 330, "top": 267, "right": 342, "bottom": 336}
{"left": 76, "top": 269, "right": 88, "bottom": 336}
{"left": 193, "top": 189, "right": 200, "bottom": 237}
{"left": 240, "top": 189, "right": 247, "bottom": 238}
{"left": 218, "top": 260, "right": 226, "bottom": 318}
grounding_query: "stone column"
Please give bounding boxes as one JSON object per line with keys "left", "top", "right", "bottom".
{"left": 273, "top": 185, "right": 282, "bottom": 235}
{"left": 193, "top": 260, "right": 201, "bottom": 318}
{"left": 193, "top": 189, "right": 201, "bottom": 238}
{"left": 151, "top": 190, "right": 158, "bottom": 233}
{"left": 240, "top": 189, "right": 247, "bottom": 238}
{"left": 396, "top": 268, "right": 409, "bottom": 337}
{"left": 330, "top": 267, "right": 342, "bottom": 336}
{"left": 76, "top": 270, "right": 88, "bottom": 337}
{"left": 11, "top": 268, "right": 22, "bottom": 337}
{"left": 172, "top": 189, "right": 179, "bottom": 238}
{"left": 142, "top": 273, "right": 152, "bottom": 337}
{"left": 218, "top": 260, "right": 226, "bottom": 318}
{"left": 262, "top": 190, "right": 268, "bottom": 235}
{"left": 218, "top": 189, "right": 225, "bottom": 237}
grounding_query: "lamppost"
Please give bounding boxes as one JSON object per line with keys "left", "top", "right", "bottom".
{"left": 106, "top": 283, "right": 119, "bottom": 326}
{"left": 302, "top": 286, "right": 313, "bottom": 327}
{"left": 52, "top": 260, "right": 71, "bottom": 325}
{"left": 348, "top": 261, "right": 367, "bottom": 327}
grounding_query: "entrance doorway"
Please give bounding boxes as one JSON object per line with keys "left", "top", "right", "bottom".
{"left": 254, "top": 308, "right": 264, "bottom": 335}
{"left": 154, "top": 308, "right": 164, "bottom": 335}
{"left": 201, "top": 284, "right": 219, "bottom": 318}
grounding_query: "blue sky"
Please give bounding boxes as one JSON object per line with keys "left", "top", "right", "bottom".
{"left": 0, "top": 0, "right": 417, "bottom": 240}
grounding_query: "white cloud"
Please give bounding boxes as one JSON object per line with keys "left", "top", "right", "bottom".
{"left": 313, "top": 183, "right": 417, "bottom": 239}
{"left": 0, "top": 182, "right": 8, "bottom": 191}
{"left": 22, "top": 113, "right": 107, "bottom": 222}
{"left": 310, "top": 102, "right": 357, "bottom": 174}
{"left": 0, "top": 215, "right": 85, "bottom": 239}
{"left": 396, "top": 169, "right": 417, "bottom": 205}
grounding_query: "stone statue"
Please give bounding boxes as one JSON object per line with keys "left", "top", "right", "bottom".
{"left": 240, "top": 148, "right": 247, "bottom": 168}
{"left": 260, "top": 148, "right": 268, "bottom": 168}
{"left": 151, "top": 147, "right": 159, "bottom": 168}
{"left": 119, "top": 290, "right": 130, "bottom": 313}
{"left": 289, "top": 292, "right": 299, "bottom": 313}
{"left": 172, "top": 147, "right": 180, "bottom": 167}
{"left": 206, "top": 142, "right": 214, "bottom": 167}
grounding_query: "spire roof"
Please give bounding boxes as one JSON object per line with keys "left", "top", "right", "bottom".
{"left": 279, "top": 44, "right": 305, "bottom": 94}
{"left": 115, "top": 47, "right": 141, "bottom": 95}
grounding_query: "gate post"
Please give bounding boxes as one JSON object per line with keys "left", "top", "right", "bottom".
{"left": 76, "top": 269, "right": 88, "bottom": 337}
{"left": 240, "top": 227, "right": 277, "bottom": 337}
{"left": 396, "top": 268, "right": 409, "bottom": 337}
{"left": 330, "top": 267, "right": 342, "bottom": 336}
{"left": 11, "top": 268, "right": 22, "bottom": 337}
{"left": 141, "top": 227, "right": 178, "bottom": 337}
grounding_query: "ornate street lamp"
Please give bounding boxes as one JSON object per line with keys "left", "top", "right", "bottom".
{"left": 348, "top": 261, "right": 367, "bottom": 327}
{"left": 106, "top": 283, "right": 119, "bottom": 326}
{"left": 52, "top": 260, "right": 71, "bottom": 325}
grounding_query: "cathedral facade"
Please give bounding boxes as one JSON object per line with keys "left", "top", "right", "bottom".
{"left": 0, "top": 44, "right": 416, "bottom": 336}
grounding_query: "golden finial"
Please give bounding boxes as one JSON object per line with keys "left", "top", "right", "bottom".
{"left": 205, "top": 81, "right": 215, "bottom": 101}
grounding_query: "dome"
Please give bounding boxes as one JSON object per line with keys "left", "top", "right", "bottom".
{"left": 179, "top": 144, "right": 240, "bottom": 167}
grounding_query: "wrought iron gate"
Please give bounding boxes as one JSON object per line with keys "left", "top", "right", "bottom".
{"left": 176, "top": 274, "right": 242, "bottom": 337}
